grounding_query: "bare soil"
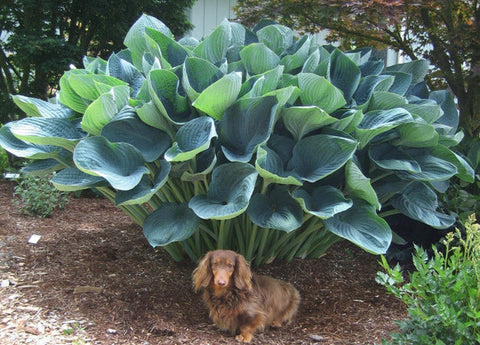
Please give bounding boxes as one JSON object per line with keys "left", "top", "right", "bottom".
{"left": 0, "top": 180, "right": 406, "bottom": 344}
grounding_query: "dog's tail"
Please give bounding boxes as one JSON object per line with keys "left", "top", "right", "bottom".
{"left": 282, "top": 284, "right": 300, "bottom": 324}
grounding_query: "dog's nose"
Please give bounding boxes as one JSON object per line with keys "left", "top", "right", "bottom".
{"left": 217, "top": 279, "right": 226, "bottom": 286}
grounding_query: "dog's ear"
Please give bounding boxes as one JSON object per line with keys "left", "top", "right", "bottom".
{"left": 192, "top": 252, "right": 212, "bottom": 292}
{"left": 233, "top": 253, "right": 252, "bottom": 291}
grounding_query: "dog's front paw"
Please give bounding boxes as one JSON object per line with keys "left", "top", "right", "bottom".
{"left": 235, "top": 333, "right": 253, "bottom": 343}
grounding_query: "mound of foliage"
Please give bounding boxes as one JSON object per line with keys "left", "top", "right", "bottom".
{"left": 0, "top": 15, "right": 473, "bottom": 264}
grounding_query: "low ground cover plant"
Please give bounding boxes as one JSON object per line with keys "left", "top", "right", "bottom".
{"left": 376, "top": 214, "right": 480, "bottom": 344}
{"left": 0, "top": 15, "right": 473, "bottom": 264}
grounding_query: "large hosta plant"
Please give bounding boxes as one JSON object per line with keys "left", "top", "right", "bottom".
{"left": 1, "top": 15, "right": 472, "bottom": 265}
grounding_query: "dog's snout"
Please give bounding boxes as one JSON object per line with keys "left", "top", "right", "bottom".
{"left": 217, "top": 279, "right": 227, "bottom": 286}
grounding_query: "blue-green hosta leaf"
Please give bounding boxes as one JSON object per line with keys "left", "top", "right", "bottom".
{"left": 143, "top": 202, "right": 199, "bottom": 246}
{"left": 384, "top": 59, "right": 430, "bottom": 85}
{"left": 145, "top": 27, "right": 191, "bottom": 67}
{"left": 395, "top": 122, "right": 439, "bottom": 147}
{"left": 301, "top": 49, "right": 321, "bottom": 73}
{"left": 431, "top": 145, "right": 474, "bottom": 183}
{"left": 220, "top": 96, "right": 278, "bottom": 162}
{"left": 372, "top": 174, "right": 411, "bottom": 204}
{"left": 365, "top": 91, "right": 407, "bottom": 112}
{"left": 12, "top": 95, "right": 74, "bottom": 119}
{"left": 256, "top": 24, "right": 293, "bottom": 56}
{"left": 287, "top": 134, "right": 358, "bottom": 183}
{"left": 247, "top": 186, "right": 303, "bottom": 232}
{"left": 293, "top": 185, "right": 352, "bottom": 219}
{"left": 0, "top": 125, "right": 59, "bottom": 159}
{"left": 58, "top": 70, "right": 91, "bottom": 113}
{"left": 165, "top": 116, "right": 217, "bottom": 162}
{"left": 148, "top": 69, "right": 191, "bottom": 124}
{"left": 391, "top": 181, "right": 455, "bottom": 229}
{"left": 181, "top": 148, "right": 217, "bottom": 182}
{"left": 73, "top": 136, "right": 149, "bottom": 191}
{"left": 136, "top": 101, "right": 175, "bottom": 138}
{"left": 281, "top": 106, "right": 337, "bottom": 141}
{"left": 330, "top": 109, "right": 364, "bottom": 132}
{"left": 329, "top": 49, "right": 361, "bottom": 102}
{"left": 51, "top": 167, "right": 107, "bottom": 191}
{"left": 395, "top": 147, "right": 457, "bottom": 182}
{"left": 115, "top": 160, "right": 171, "bottom": 205}
{"left": 183, "top": 57, "right": 223, "bottom": 102}
{"left": 324, "top": 201, "right": 392, "bottom": 254}
{"left": 359, "top": 60, "right": 384, "bottom": 77}
{"left": 7, "top": 117, "right": 82, "bottom": 152}
{"left": 345, "top": 160, "right": 380, "bottom": 210}
{"left": 193, "top": 72, "right": 242, "bottom": 120}
{"left": 189, "top": 162, "right": 258, "bottom": 220}
{"left": 240, "top": 43, "right": 281, "bottom": 75}
{"left": 353, "top": 75, "right": 395, "bottom": 105}
{"left": 241, "top": 65, "right": 284, "bottom": 98}
{"left": 101, "top": 111, "right": 171, "bottom": 162}
{"left": 83, "top": 56, "right": 107, "bottom": 74}
{"left": 124, "top": 14, "right": 173, "bottom": 70}
{"left": 106, "top": 54, "right": 145, "bottom": 97}
{"left": 21, "top": 159, "right": 64, "bottom": 176}
{"left": 298, "top": 73, "right": 346, "bottom": 113}
{"left": 81, "top": 85, "right": 130, "bottom": 136}
{"left": 255, "top": 145, "right": 302, "bottom": 186}
{"left": 193, "top": 19, "right": 231, "bottom": 64}
{"left": 382, "top": 72, "right": 412, "bottom": 96}
{"left": 354, "top": 108, "right": 413, "bottom": 148}
{"left": 280, "top": 35, "right": 311, "bottom": 72}
{"left": 429, "top": 90, "right": 459, "bottom": 133}
{"left": 67, "top": 73, "right": 128, "bottom": 101}
{"left": 369, "top": 143, "right": 421, "bottom": 172}
{"left": 402, "top": 102, "right": 443, "bottom": 124}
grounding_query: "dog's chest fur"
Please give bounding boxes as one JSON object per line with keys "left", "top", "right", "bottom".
{"left": 203, "top": 288, "right": 253, "bottom": 333}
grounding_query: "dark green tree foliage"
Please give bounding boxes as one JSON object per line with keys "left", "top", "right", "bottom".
{"left": 0, "top": 0, "right": 194, "bottom": 124}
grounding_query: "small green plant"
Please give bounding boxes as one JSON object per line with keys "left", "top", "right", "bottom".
{"left": 13, "top": 172, "right": 68, "bottom": 217}
{"left": 376, "top": 214, "right": 480, "bottom": 345}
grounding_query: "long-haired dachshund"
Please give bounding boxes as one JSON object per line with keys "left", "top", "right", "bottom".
{"left": 192, "top": 249, "right": 300, "bottom": 342}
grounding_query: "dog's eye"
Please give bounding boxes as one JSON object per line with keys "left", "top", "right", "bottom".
{"left": 227, "top": 263, "right": 234, "bottom": 268}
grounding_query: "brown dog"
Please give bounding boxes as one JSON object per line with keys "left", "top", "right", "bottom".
{"left": 192, "top": 250, "right": 300, "bottom": 342}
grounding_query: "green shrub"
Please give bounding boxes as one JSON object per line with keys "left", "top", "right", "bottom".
{"left": 0, "top": 15, "right": 472, "bottom": 264}
{"left": 376, "top": 214, "right": 480, "bottom": 345}
{"left": 13, "top": 172, "right": 68, "bottom": 217}
{"left": 0, "top": 147, "right": 9, "bottom": 174}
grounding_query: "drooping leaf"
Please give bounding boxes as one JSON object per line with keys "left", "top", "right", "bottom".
{"left": 165, "top": 116, "right": 217, "bottom": 162}
{"left": 73, "top": 136, "right": 149, "bottom": 191}
{"left": 281, "top": 106, "right": 337, "bottom": 141}
{"left": 324, "top": 200, "right": 392, "bottom": 254}
{"left": 255, "top": 145, "right": 302, "bottom": 186}
{"left": 293, "top": 185, "right": 352, "bottom": 219}
{"left": 51, "top": 167, "right": 107, "bottom": 191}
{"left": 247, "top": 186, "right": 303, "bottom": 232}
{"left": 0, "top": 125, "right": 58, "bottom": 159}
{"left": 391, "top": 181, "right": 455, "bottom": 229}
{"left": 143, "top": 202, "right": 199, "bottom": 246}
{"left": 287, "top": 134, "right": 358, "bottom": 183}
{"left": 8, "top": 117, "right": 82, "bottom": 151}
{"left": 115, "top": 160, "right": 171, "bottom": 205}
{"left": 12, "top": 95, "right": 74, "bottom": 119}
{"left": 101, "top": 110, "right": 171, "bottom": 162}
{"left": 189, "top": 162, "right": 258, "bottom": 220}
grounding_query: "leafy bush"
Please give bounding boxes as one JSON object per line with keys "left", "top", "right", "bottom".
{"left": 0, "top": 15, "right": 473, "bottom": 264}
{"left": 376, "top": 214, "right": 480, "bottom": 344}
{"left": 13, "top": 172, "right": 68, "bottom": 217}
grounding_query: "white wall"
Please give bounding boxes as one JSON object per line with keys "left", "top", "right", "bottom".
{"left": 188, "top": 0, "right": 238, "bottom": 39}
